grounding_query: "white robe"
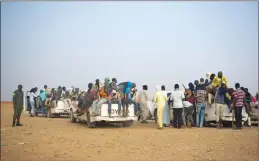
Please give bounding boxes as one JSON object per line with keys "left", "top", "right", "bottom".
{"left": 138, "top": 90, "right": 150, "bottom": 121}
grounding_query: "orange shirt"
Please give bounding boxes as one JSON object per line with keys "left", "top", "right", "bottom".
{"left": 99, "top": 87, "right": 108, "bottom": 98}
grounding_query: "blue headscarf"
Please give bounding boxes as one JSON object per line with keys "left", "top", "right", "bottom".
{"left": 125, "top": 82, "right": 133, "bottom": 94}
{"left": 188, "top": 83, "right": 195, "bottom": 92}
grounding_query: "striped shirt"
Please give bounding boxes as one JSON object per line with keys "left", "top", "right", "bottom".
{"left": 232, "top": 88, "right": 245, "bottom": 107}
{"left": 195, "top": 90, "right": 206, "bottom": 103}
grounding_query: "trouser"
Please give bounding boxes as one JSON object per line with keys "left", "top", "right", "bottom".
{"left": 182, "top": 107, "right": 185, "bottom": 125}
{"left": 13, "top": 105, "right": 23, "bottom": 122}
{"left": 122, "top": 99, "right": 130, "bottom": 116}
{"left": 244, "top": 102, "right": 251, "bottom": 116}
{"left": 173, "top": 108, "right": 183, "bottom": 127}
{"left": 157, "top": 104, "right": 165, "bottom": 128}
{"left": 92, "top": 98, "right": 109, "bottom": 114}
{"left": 42, "top": 107, "right": 47, "bottom": 115}
{"left": 225, "top": 99, "right": 231, "bottom": 109}
{"left": 129, "top": 100, "right": 138, "bottom": 115}
{"left": 196, "top": 103, "right": 206, "bottom": 127}
{"left": 215, "top": 103, "right": 225, "bottom": 123}
{"left": 183, "top": 106, "right": 194, "bottom": 126}
{"left": 108, "top": 100, "right": 122, "bottom": 114}
{"left": 137, "top": 103, "right": 141, "bottom": 114}
{"left": 30, "top": 101, "right": 36, "bottom": 115}
{"left": 193, "top": 103, "right": 196, "bottom": 125}
{"left": 234, "top": 106, "right": 243, "bottom": 128}
{"left": 46, "top": 105, "right": 51, "bottom": 114}
{"left": 208, "top": 93, "right": 214, "bottom": 104}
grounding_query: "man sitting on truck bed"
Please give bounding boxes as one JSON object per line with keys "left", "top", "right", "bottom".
{"left": 92, "top": 78, "right": 110, "bottom": 116}
{"left": 108, "top": 90, "right": 121, "bottom": 117}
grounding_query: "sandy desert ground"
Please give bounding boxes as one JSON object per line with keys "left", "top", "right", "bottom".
{"left": 1, "top": 102, "right": 258, "bottom": 161}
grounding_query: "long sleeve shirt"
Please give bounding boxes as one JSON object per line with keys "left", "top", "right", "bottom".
{"left": 212, "top": 75, "right": 229, "bottom": 88}
{"left": 99, "top": 87, "right": 109, "bottom": 98}
{"left": 30, "top": 92, "right": 37, "bottom": 102}
{"left": 154, "top": 91, "right": 167, "bottom": 106}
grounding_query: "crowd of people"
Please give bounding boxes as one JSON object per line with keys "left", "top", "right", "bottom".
{"left": 12, "top": 71, "right": 258, "bottom": 130}
{"left": 18, "top": 78, "right": 140, "bottom": 119}
{"left": 151, "top": 71, "right": 258, "bottom": 130}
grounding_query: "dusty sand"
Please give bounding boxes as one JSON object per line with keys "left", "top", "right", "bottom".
{"left": 1, "top": 102, "right": 258, "bottom": 161}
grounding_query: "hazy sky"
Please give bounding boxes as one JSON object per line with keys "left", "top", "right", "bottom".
{"left": 1, "top": 2, "right": 258, "bottom": 101}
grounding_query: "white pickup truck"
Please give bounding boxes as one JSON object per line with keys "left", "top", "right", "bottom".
{"left": 24, "top": 91, "right": 71, "bottom": 117}
{"left": 69, "top": 103, "right": 137, "bottom": 128}
{"left": 204, "top": 103, "right": 248, "bottom": 126}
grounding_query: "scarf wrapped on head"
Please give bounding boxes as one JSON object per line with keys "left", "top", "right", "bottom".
{"left": 188, "top": 83, "right": 195, "bottom": 92}
{"left": 125, "top": 82, "right": 133, "bottom": 94}
{"left": 104, "top": 78, "right": 110, "bottom": 88}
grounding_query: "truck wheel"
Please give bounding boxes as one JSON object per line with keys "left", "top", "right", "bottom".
{"left": 86, "top": 112, "right": 96, "bottom": 128}
{"left": 222, "top": 121, "right": 232, "bottom": 127}
{"left": 70, "top": 111, "right": 76, "bottom": 123}
{"left": 204, "top": 121, "right": 210, "bottom": 127}
{"left": 122, "top": 120, "right": 133, "bottom": 127}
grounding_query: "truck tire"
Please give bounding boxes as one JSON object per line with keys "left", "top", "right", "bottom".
{"left": 204, "top": 121, "right": 211, "bottom": 127}
{"left": 70, "top": 111, "right": 76, "bottom": 123}
{"left": 56, "top": 113, "right": 61, "bottom": 117}
{"left": 122, "top": 120, "right": 133, "bottom": 127}
{"left": 222, "top": 121, "right": 231, "bottom": 127}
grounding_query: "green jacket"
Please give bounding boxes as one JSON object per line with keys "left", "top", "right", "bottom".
{"left": 12, "top": 90, "right": 24, "bottom": 108}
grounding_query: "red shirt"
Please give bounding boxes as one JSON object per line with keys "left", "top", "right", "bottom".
{"left": 187, "top": 97, "right": 195, "bottom": 105}
{"left": 232, "top": 88, "right": 245, "bottom": 107}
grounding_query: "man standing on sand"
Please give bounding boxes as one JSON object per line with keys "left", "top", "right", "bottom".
{"left": 232, "top": 83, "right": 246, "bottom": 130}
{"left": 138, "top": 85, "right": 150, "bottom": 123}
{"left": 170, "top": 84, "right": 185, "bottom": 129}
{"left": 12, "top": 85, "right": 24, "bottom": 127}
{"left": 195, "top": 80, "right": 207, "bottom": 128}
{"left": 214, "top": 83, "right": 227, "bottom": 128}
{"left": 154, "top": 85, "right": 167, "bottom": 129}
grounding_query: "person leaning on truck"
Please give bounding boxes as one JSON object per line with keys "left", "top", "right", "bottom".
{"left": 214, "top": 83, "right": 227, "bottom": 129}
{"left": 12, "top": 84, "right": 24, "bottom": 127}
{"left": 45, "top": 94, "right": 55, "bottom": 116}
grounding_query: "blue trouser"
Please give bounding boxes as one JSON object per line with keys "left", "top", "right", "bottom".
{"left": 225, "top": 99, "right": 231, "bottom": 109}
{"left": 42, "top": 107, "right": 47, "bottom": 115}
{"left": 196, "top": 103, "right": 206, "bottom": 127}
{"left": 108, "top": 100, "right": 121, "bottom": 114}
{"left": 129, "top": 99, "right": 138, "bottom": 114}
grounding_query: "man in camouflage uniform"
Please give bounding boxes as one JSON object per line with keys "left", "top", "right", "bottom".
{"left": 12, "top": 84, "right": 24, "bottom": 127}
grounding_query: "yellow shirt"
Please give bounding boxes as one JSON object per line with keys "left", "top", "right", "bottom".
{"left": 212, "top": 75, "right": 229, "bottom": 88}
{"left": 153, "top": 91, "right": 167, "bottom": 106}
